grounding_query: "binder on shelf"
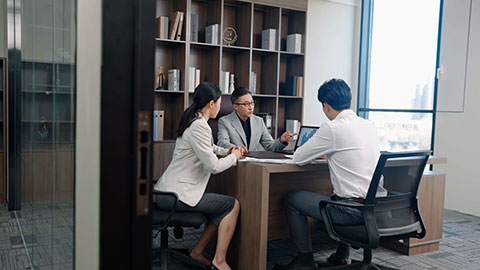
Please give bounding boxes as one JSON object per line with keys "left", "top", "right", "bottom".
{"left": 286, "top": 119, "right": 300, "bottom": 140}
{"left": 176, "top": 11, "right": 184, "bottom": 41}
{"left": 169, "top": 11, "right": 182, "bottom": 40}
{"left": 188, "top": 67, "right": 196, "bottom": 92}
{"left": 168, "top": 69, "right": 180, "bottom": 91}
{"left": 283, "top": 76, "right": 297, "bottom": 96}
{"left": 156, "top": 16, "right": 169, "bottom": 39}
{"left": 153, "top": 110, "right": 164, "bottom": 141}
{"left": 261, "top": 29, "right": 277, "bottom": 50}
{"left": 287, "top": 33, "right": 302, "bottom": 53}
{"left": 191, "top": 13, "right": 199, "bottom": 42}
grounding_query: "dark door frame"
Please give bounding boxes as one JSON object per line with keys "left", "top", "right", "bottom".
{"left": 101, "top": 0, "right": 154, "bottom": 268}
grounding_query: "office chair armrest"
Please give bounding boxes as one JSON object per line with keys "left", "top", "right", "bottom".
{"left": 152, "top": 190, "right": 179, "bottom": 231}
{"left": 319, "top": 200, "right": 380, "bottom": 249}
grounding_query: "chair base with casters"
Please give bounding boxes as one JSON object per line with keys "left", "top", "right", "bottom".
{"left": 152, "top": 191, "right": 208, "bottom": 269}
{"left": 317, "top": 151, "right": 432, "bottom": 270}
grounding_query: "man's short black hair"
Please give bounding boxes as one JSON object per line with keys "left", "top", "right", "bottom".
{"left": 317, "top": 78, "right": 351, "bottom": 111}
{"left": 231, "top": 87, "right": 251, "bottom": 104}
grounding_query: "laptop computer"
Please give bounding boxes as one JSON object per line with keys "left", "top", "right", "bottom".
{"left": 279, "top": 125, "right": 319, "bottom": 154}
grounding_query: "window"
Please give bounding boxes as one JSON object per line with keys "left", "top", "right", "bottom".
{"left": 358, "top": 0, "right": 442, "bottom": 151}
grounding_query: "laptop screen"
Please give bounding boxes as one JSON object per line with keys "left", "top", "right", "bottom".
{"left": 294, "top": 126, "right": 319, "bottom": 150}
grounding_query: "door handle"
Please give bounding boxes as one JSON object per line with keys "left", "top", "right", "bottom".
{"left": 136, "top": 111, "right": 151, "bottom": 215}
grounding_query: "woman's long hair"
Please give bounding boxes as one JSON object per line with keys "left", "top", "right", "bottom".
{"left": 176, "top": 82, "right": 222, "bottom": 137}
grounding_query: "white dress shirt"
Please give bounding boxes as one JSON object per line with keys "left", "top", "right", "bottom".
{"left": 293, "top": 110, "right": 387, "bottom": 199}
{"left": 154, "top": 115, "right": 237, "bottom": 206}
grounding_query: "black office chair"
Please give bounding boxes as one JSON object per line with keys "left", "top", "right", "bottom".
{"left": 152, "top": 190, "right": 207, "bottom": 269}
{"left": 317, "top": 150, "right": 431, "bottom": 270}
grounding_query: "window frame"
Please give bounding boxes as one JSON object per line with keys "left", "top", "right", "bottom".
{"left": 357, "top": 0, "right": 445, "bottom": 152}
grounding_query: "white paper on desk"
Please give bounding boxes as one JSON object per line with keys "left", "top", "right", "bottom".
{"left": 238, "top": 157, "right": 294, "bottom": 164}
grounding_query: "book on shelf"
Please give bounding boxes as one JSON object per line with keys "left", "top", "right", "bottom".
{"left": 297, "top": 76, "right": 303, "bottom": 97}
{"left": 287, "top": 33, "right": 302, "bottom": 53}
{"left": 195, "top": 69, "right": 200, "bottom": 89}
{"left": 250, "top": 72, "right": 257, "bottom": 94}
{"left": 156, "top": 16, "right": 169, "bottom": 39}
{"left": 191, "top": 13, "right": 199, "bottom": 42}
{"left": 261, "top": 29, "right": 277, "bottom": 50}
{"left": 221, "top": 71, "right": 230, "bottom": 94}
{"left": 206, "top": 24, "right": 219, "bottom": 45}
{"left": 176, "top": 11, "right": 184, "bottom": 41}
{"left": 188, "top": 67, "right": 196, "bottom": 92}
{"left": 153, "top": 110, "right": 164, "bottom": 141}
{"left": 169, "top": 11, "right": 182, "bottom": 40}
{"left": 167, "top": 69, "right": 180, "bottom": 91}
{"left": 188, "top": 67, "right": 201, "bottom": 92}
{"left": 282, "top": 76, "right": 303, "bottom": 96}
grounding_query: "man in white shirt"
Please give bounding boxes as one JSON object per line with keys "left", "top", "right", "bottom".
{"left": 274, "top": 79, "right": 386, "bottom": 270}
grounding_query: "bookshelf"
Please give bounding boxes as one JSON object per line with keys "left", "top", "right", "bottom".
{"left": 154, "top": 0, "right": 307, "bottom": 142}
{"left": 0, "top": 58, "right": 5, "bottom": 202}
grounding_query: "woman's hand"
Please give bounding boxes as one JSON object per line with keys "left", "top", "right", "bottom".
{"left": 228, "top": 145, "right": 248, "bottom": 155}
{"left": 231, "top": 148, "right": 243, "bottom": 159}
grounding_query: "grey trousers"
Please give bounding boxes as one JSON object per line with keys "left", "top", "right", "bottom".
{"left": 156, "top": 193, "right": 235, "bottom": 226}
{"left": 284, "top": 190, "right": 363, "bottom": 253}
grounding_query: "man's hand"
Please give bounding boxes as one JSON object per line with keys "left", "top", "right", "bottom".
{"left": 280, "top": 131, "right": 297, "bottom": 143}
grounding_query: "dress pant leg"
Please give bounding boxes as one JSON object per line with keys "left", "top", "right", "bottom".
{"left": 283, "top": 190, "right": 330, "bottom": 253}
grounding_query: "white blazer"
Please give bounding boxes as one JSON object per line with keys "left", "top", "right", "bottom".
{"left": 154, "top": 115, "right": 237, "bottom": 207}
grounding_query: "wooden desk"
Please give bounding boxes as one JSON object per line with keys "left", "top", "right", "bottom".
{"left": 207, "top": 157, "right": 446, "bottom": 270}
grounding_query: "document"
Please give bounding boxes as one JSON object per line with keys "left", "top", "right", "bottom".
{"left": 238, "top": 157, "right": 294, "bottom": 164}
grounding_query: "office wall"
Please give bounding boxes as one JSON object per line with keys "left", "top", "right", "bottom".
{"left": 303, "top": 0, "right": 361, "bottom": 126}
{"left": 435, "top": 0, "right": 480, "bottom": 216}
{"left": 0, "top": 0, "right": 6, "bottom": 57}
{"left": 76, "top": 0, "right": 101, "bottom": 268}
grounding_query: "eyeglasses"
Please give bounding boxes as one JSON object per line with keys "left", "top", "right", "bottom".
{"left": 235, "top": 101, "right": 255, "bottom": 107}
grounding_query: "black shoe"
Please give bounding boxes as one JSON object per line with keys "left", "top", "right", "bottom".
{"left": 316, "top": 253, "right": 349, "bottom": 268}
{"left": 273, "top": 255, "right": 319, "bottom": 270}
{"left": 207, "top": 263, "right": 219, "bottom": 270}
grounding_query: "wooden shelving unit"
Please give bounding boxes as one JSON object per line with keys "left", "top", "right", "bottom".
{"left": 154, "top": 0, "right": 307, "bottom": 141}
{"left": 21, "top": 60, "right": 75, "bottom": 149}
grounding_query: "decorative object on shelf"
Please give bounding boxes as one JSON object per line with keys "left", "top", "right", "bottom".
{"left": 229, "top": 73, "right": 235, "bottom": 94}
{"left": 287, "top": 33, "right": 303, "bottom": 53}
{"left": 38, "top": 116, "right": 49, "bottom": 141}
{"left": 223, "top": 27, "right": 238, "bottom": 46}
{"left": 261, "top": 29, "right": 277, "bottom": 50}
{"left": 167, "top": 69, "right": 180, "bottom": 91}
{"left": 156, "top": 67, "right": 166, "bottom": 90}
{"left": 221, "top": 71, "right": 230, "bottom": 94}
{"left": 250, "top": 72, "right": 257, "bottom": 94}
{"left": 206, "top": 24, "right": 220, "bottom": 44}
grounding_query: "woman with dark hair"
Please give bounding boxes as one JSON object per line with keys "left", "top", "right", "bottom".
{"left": 154, "top": 82, "right": 243, "bottom": 270}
